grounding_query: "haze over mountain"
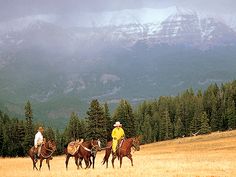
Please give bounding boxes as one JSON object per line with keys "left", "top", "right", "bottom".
{"left": 0, "top": 1, "right": 236, "bottom": 128}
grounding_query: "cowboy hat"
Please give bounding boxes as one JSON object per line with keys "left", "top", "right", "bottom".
{"left": 38, "top": 126, "right": 44, "bottom": 132}
{"left": 113, "top": 121, "right": 122, "bottom": 127}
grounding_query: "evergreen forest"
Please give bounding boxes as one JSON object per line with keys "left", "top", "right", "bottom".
{"left": 1, "top": 80, "right": 236, "bottom": 157}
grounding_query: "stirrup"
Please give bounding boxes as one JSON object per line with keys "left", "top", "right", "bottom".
{"left": 112, "top": 151, "right": 116, "bottom": 157}
{"left": 34, "top": 155, "right": 38, "bottom": 162}
{"left": 34, "top": 154, "right": 37, "bottom": 159}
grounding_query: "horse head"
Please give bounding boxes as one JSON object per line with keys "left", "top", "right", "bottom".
{"left": 91, "top": 139, "right": 102, "bottom": 152}
{"left": 132, "top": 136, "right": 141, "bottom": 151}
{"left": 48, "top": 139, "right": 57, "bottom": 152}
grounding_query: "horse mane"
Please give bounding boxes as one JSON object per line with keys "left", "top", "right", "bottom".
{"left": 82, "top": 139, "right": 97, "bottom": 146}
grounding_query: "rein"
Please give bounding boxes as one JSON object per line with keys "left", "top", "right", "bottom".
{"left": 91, "top": 140, "right": 101, "bottom": 149}
{"left": 117, "top": 139, "right": 139, "bottom": 152}
{"left": 81, "top": 140, "right": 100, "bottom": 152}
{"left": 40, "top": 144, "right": 55, "bottom": 159}
{"left": 131, "top": 139, "right": 140, "bottom": 152}
{"left": 81, "top": 144, "right": 92, "bottom": 152}
{"left": 100, "top": 145, "right": 112, "bottom": 150}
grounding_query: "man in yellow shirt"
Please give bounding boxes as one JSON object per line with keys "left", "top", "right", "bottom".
{"left": 111, "top": 121, "right": 125, "bottom": 153}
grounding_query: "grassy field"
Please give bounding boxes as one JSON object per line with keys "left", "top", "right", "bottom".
{"left": 0, "top": 130, "right": 236, "bottom": 177}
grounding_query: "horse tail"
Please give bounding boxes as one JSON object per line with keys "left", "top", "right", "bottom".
{"left": 101, "top": 145, "right": 112, "bottom": 165}
{"left": 28, "top": 146, "right": 35, "bottom": 159}
{"left": 101, "top": 156, "right": 107, "bottom": 165}
{"left": 64, "top": 144, "right": 68, "bottom": 154}
{"left": 101, "top": 155, "right": 106, "bottom": 165}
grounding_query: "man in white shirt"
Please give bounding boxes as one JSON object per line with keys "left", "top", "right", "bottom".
{"left": 34, "top": 126, "right": 44, "bottom": 159}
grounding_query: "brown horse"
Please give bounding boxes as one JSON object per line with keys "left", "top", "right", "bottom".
{"left": 28, "top": 140, "right": 57, "bottom": 170}
{"left": 102, "top": 136, "right": 141, "bottom": 168}
{"left": 65, "top": 139, "right": 101, "bottom": 169}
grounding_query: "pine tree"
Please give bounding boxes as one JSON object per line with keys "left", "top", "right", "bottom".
{"left": 113, "top": 99, "right": 136, "bottom": 138}
{"left": 16, "top": 120, "right": 25, "bottom": 156}
{"left": 66, "top": 112, "right": 80, "bottom": 141}
{"left": 9, "top": 119, "right": 18, "bottom": 156}
{"left": 203, "top": 84, "right": 220, "bottom": 131}
{"left": 23, "top": 100, "right": 34, "bottom": 151}
{"left": 174, "top": 99, "right": 187, "bottom": 136}
{"left": 86, "top": 99, "right": 106, "bottom": 143}
{"left": 164, "top": 110, "right": 173, "bottom": 140}
{"left": 151, "top": 112, "right": 159, "bottom": 142}
{"left": 174, "top": 116, "right": 184, "bottom": 138}
{"left": 226, "top": 99, "right": 236, "bottom": 130}
{"left": 77, "top": 118, "right": 86, "bottom": 139}
{"left": 210, "top": 103, "right": 219, "bottom": 131}
{"left": 189, "top": 93, "right": 203, "bottom": 135}
{"left": 44, "top": 126, "right": 55, "bottom": 140}
{"left": 134, "top": 102, "right": 148, "bottom": 139}
{"left": 141, "top": 114, "right": 152, "bottom": 143}
{"left": 55, "top": 129, "right": 65, "bottom": 155}
{"left": 1, "top": 113, "right": 11, "bottom": 156}
{"left": 178, "top": 89, "right": 195, "bottom": 136}
{"left": 159, "top": 109, "right": 173, "bottom": 140}
{"left": 0, "top": 111, "right": 4, "bottom": 156}
{"left": 104, "top": 102, "right": 112, "bottom": 141}
{"left": 200, "top": 112, "right": 211, "bottom": 134}
{"left": 190, "top": 113, "right": 201, "bottom": 135}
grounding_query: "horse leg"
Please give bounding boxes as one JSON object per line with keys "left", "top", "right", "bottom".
{"left": 39, "top": 158, "right": 43, "bottom": 170}
{"left": 106, "top": 158, "right": 109, "bottom": 168}
{"left": 127, "top": 154, "right": 133, "bottom": 166}
{"left": 87, "top": 157, "right": 91, "bottom": 168}
{"left": 106, "top": 151, "right": 112, "bottom": 168}
{"left": 106, "top": 149, "right": 111, "bottom": 168}
{"left": 79, "top": 157, "right": 83, "bottom": 168}
{"left": 32, "top": 160, "right": 34, "bottom": 170}
{"left": 32, "top": 158, "right": 38, "bottom": 170}
{"left": 34, "top": 161, "right": 38, "bottom": 170}
{"left": 65, "top": 154, "right": 70, "bottom": 170}
{"left": 92, "top": 156, "right": 95, "bottom": 169}
{"left": 120, "top": 156, "right": 123, "bottom": 168}
{"left": 46, "top": 159, "right": 50, "bottom": 170}
{"left": 84, "top": 157, "right": 90, "bottom": 169}
{"left": 111, "top": 154, "right": 117, "bottom": 168}
{"left": 75, "top": 156, "right": 79, "bottom": 169}
{"left": 102, "top": 147, "right": 111, "bottom": 168}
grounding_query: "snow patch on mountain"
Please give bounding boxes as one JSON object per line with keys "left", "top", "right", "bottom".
{"left": 30, "top": 90, "right": 55, "bottom": 102}
{"left": 73, "top": 7, "right": 178, "bottom": 27}
{"left": 0, "top": 14, "right": 57, "bottom": 34}
{"left": 100, "top": 74, "right": 120, "bottom": 84}
{"left": 92, "top": 86, "right": 121, "bottom": 99}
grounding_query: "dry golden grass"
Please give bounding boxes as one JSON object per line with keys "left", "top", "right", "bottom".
{"left": 1, "top": 130, "right": 236, "bottom": 177}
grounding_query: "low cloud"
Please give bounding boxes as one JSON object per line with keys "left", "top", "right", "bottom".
{"left": 0, "top": 0, "right": 235, "bottom": 21}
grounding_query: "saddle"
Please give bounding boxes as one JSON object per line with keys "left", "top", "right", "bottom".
{"left": 67, "top": 139, "right": 83, "bottom": 155}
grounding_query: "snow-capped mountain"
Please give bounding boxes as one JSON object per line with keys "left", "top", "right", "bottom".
{"left": 0, "top": 6, "right": 236, "bottom": 52}
{"left": 0, "top": 6, "right": 236, "bottom": 125}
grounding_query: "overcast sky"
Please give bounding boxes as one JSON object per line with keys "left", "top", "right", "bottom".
{"left": 0, "top": 0, "right": 235, "bottom": 21}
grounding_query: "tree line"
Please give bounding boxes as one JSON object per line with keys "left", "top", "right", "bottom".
{"left": 1, "top": 80, "right": 236, "bottom": 157}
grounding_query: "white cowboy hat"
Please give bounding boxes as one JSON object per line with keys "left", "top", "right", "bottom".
{"left": 113, "top": 121, "right": 122, "bottom": 127}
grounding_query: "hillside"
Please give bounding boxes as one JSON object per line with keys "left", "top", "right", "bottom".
{"left": 142, "top": 130, "right": 236, "bottom": 154}
{"left": 0, "top": 130, "right": 236, "bottom": 177}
